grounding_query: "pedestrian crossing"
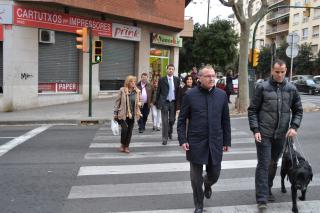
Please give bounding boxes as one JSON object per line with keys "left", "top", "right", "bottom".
{"left": 62, "top": 122, "right": 320, "bottom": 213}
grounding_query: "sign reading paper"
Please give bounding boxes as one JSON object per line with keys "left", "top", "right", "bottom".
{"left": 112, "top": 23, "right": 141, "bottom": 41}
{"left": 151, "top": 33, "right": 182, "bottom": 47}
{"left": 13, "top": 6, "right": 112, "bottom": 37}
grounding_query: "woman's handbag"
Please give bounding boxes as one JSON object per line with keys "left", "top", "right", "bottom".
{"left": 111, "top": 119, "right": 120, "bottom": 136}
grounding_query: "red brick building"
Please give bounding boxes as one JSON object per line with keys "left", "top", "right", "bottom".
{"left": 0, "top": 0, "right": 191, "bottom": 111}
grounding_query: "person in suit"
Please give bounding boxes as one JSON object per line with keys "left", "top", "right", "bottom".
{"left": 136, "top": 72, "right": 152, "bottom": 133}
{"left": 177, "top": 65, "right": 231, "bottom": 213}
{"left": 156, "top": 64, "right": 180, "bottom": 145}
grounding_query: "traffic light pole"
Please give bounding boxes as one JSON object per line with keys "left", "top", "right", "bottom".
{"left": 88, "top": 27, "right": 93, "bottom": 117}
{"left": 251, "top": 5, "right": 320, "bottom": 69}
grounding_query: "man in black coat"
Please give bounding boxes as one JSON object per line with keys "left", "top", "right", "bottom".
{"left": 177, "top": 65, "right": 231, "bottom": 213}
{"left": 156, "top": 64, "right": 180, "bottom": 145}
{"left": 248, "top": 59, "right": 303, "bottom": 211}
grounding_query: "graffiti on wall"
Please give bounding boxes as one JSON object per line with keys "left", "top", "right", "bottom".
{"left": 21, "top": 73, "right": 34, "bottom": 80}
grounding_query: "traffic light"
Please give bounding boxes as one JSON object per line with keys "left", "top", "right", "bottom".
{"left": 253, "top": 48, "right": 260, "bottom": 67}
{"left": 76, "top": 27, "right": 89, "bottom": 52}
{"left": 93, "top": 40, "right": 103, "bottom": 63}
{"left": 303, "top": 4, "right": 311, "bottom": 17}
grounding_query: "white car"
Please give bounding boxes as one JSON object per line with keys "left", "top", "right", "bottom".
{"left": 314, "top": 75, "right": 320, "bottom": 84}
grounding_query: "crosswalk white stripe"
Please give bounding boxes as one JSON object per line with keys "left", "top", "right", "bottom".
{"left": 78, "top": 159, "right": 263, "bottom": 176}
{"left": 89, "top": 138, "right": 254, "bottom": 148}
{"left": 113, "top": 200, "right": 320, "bottom": 213}
{"left": 0, "top": 125, "right": 52, "bottom": 157}
{"left": 85, "top": 148, "right": 256, "bottom": 160}
{"left": 68, "top": 174, "right": 319, "bottom": 199}
{"left": 93, "top": 131, "right": 250, "bottom": 140}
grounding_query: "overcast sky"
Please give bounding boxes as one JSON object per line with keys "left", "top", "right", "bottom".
{"left": 185, "top": 0, "right": 233, "bottom": 25}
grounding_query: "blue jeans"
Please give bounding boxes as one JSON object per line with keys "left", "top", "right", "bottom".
{"left": 255, "top": 136, "right": 285, "bottom": 202}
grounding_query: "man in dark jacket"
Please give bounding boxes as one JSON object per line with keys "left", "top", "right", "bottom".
{"left": 177, "top": 65, "right": 231, "bottom": 213}
{"left": 136, "top": 72, "right": 152, "bottom": 133}
{"left": 248, "top": 59, "right": 303, "bottom": 211}
{"left": 156, "top": 64, "right": 180, "bottom": 145}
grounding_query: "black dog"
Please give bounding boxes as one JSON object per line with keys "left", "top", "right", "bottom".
{"left": 280, "top": 145, "right": 313, "bottom": 213}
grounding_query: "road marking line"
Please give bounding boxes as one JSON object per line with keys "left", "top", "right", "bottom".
{"left": 68, "top": 174, "right": 319, "bottom": 199}
{"left": 0, "top": 125, "right": 52, "bottom": 157}
{"left": 84, "top": 148, "right": 256, "bottom": 160}
{"left": 112, "top": 200, "right": 320, "bottom": 213}
{"left": 0, "top": 137, "right": 16, "bottom": 139}
{"left": 78, "top": 159, "right": 263, "bottom": 176}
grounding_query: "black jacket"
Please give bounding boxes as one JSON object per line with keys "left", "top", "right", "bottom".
{"left": 177, "top": 86, "right": 231, "bottom": 165}
{"left": 248, "top": 78, "right": 303, "bottom": 139}
{"left": 155, "top": 76, "right": 180, "bottom": 109}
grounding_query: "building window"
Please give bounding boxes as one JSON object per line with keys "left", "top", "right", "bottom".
{"left": 293, "top": 13, "right": 299, "bottom": 25}
{"left": 312, "top": 25, "right": 319, "bottom": 38}
{"left": 311, "top": 44, "right": 318, "bottom": 55}
{"left": 260, "top": 25, "right": 264, "bottom": 35}
{"left": 302, "top": 28, "right": 308, "bottom": 40}
{"left": 314, "top": 8, "right": 320, "bottom": 19}
{"left": 292, "top": 30, "right": 299, "bottom": 36}
{"left": 294, "top": 1, "right": 301, "bottom": 6}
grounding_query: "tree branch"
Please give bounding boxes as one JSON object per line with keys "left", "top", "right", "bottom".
{"left": 233, "top": 0, "right": 246, "bottom": 25}
{"left": 247, "top": 0, "right": 255, "bottom": 18}
{"left": 218, "top": 0, "right": 235, "bottom": 7}
{"left": 249, "top": 0, "right": 268, "bottom": 24}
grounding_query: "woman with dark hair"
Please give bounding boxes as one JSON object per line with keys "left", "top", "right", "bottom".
{"left": 177, "top": 74, "right": 196, "bottom": 110}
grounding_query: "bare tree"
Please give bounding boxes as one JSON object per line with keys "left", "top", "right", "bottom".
{"left": 219, "top": 0, "right": 268, "bottom": 112}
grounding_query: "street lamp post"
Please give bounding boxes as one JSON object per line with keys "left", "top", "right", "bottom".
{"left": 207, "top": 0, "right": 210, "bottom": 26}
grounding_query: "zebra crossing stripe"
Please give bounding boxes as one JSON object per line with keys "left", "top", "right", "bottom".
{"left": 112, "top": 200, "right": 320, "bottom": 213}
{"left": 84, "top": 148, "right": 256, "bottom": 160}
{"left": 89, "top": 138, "right": 254, "bottom": 148}
{"left": 93, "top": 131, "right": 250, "bottom": 141}
{"left": 78, "top": 159, "right": 262, "bottom": 176}
{"left": 68, "top": 174, "right": 319, "bottom": 199}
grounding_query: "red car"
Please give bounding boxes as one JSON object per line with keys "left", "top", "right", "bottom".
{"left": 216, "top": 77, "right": 238, "bottom": 94}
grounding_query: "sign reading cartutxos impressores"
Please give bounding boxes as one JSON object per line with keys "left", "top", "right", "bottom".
{"left": 14, "top": 6, "right": 112, "bottom": 37}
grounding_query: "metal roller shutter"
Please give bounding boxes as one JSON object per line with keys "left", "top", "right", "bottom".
{"left": 39, "top": 31, "right": 79, "bottom": 84}
{"left": 0, "top": 42, "right": 3, "bottom": 93}
{"left": 99, "top": 38, "right": 135, "bottom": 90}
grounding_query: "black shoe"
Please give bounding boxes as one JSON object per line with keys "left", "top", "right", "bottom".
{"left": 139, "top": 129, "right": 143, "bottom": 133}
{"left": 168, "top": 134, "right": 172, "bottom": 140}
{"left": 257, "top": 201, "right": 267, "bottom": 210}
{"left": 153, "top": 126, "right": 156, "bottom": 131}
{"left": 194, "top": 208, "right": 203, "bottom": 213}
{"left": 156, "top": 128, "right": 160, "bottom": 131}
{"left": 204, "top": 185, "right": 212, "bottom": 199}
{"left": 162, "top": 140, "right": 167, "bottom": 145}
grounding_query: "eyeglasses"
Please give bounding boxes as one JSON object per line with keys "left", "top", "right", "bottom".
{"left": 202, "top": 75, "right": 216, "bottom": 79}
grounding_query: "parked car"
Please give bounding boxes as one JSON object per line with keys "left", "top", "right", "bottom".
{"left": 291, "top": 75, "right": 313, "bottom": 83}
{"left": 216, "top": 77, "right": 238, "bottom": 94}
{"left": 314, "top": 75, "right": 320, "bottom": 84}
{"left": 294, "top": 78, "right": 320, "bottom": 95}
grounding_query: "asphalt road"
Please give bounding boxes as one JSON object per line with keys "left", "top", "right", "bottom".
{"left": 300, "top": 94, "right": 320, "bottom": 108}
{"left": 0, "top": 112, "right": 320, "bottom": 213}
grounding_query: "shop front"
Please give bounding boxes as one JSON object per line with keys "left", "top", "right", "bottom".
{"left": 149, "top": 33, "right": 182, "bottom": 82}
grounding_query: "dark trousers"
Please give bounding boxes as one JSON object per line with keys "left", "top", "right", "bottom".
{"left": 161, "top": 101, "right": 176, "bottom": 142}
{"left": 119, "top": 118, "right": 134, "bottom": 147}
{"left": 190, "top": 157, "right": 221, "bottom": 209}
{"left": 255, "top": 136, "right": 285, "bottom": 202}
{"left": 138, "top": 103, "right": 150, "bottom": 130}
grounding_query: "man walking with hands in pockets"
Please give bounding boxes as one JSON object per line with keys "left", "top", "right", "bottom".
{"left": 177, "top": 65, "right": 231, "bottom": 213}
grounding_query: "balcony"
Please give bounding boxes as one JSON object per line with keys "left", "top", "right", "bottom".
{"left": 266, "top": 23, "right": 289, "bottom": 35}
{"left": 268, "top": 0, "right": 288, "bottom": 7}
{"left": 267, "top": 8, "right": 290, "bottom": 22}
{"left": 179, "top": 17, "right": 194, "bottom": 38}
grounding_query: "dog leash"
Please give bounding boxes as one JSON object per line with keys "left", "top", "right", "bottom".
{"left": 286, "top": 137, "right": 299, "bottom": 167}
{"left": 295, "top": 135, "right": 312, "bottom": 166}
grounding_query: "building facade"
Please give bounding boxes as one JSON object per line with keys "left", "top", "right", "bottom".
{"left": 0, "top": 0, "right": 190, "bottom": 111}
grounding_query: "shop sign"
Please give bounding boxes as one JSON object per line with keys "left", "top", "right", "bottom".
{"left": 151, "top": 33, "right": 182, "bottom": 47}
{"left": 112, "top": 23, "right": 141, "bottom": 41}
{"left": 13, "top": 6, "right": 112, "bottom": 37}
{"left": 0, "top": 4, "right": 13, "bottom": 24}
{"left": 38, "top": 82, "right": 79, "bottom": 93}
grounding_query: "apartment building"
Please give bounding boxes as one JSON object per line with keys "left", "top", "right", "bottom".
{"left": 232, "top": 0, "right": 320, "bottom": 56}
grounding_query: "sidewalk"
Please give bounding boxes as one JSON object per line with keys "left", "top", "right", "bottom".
{"left": 0, "top": 95, "right": 318, "bottom": 125}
